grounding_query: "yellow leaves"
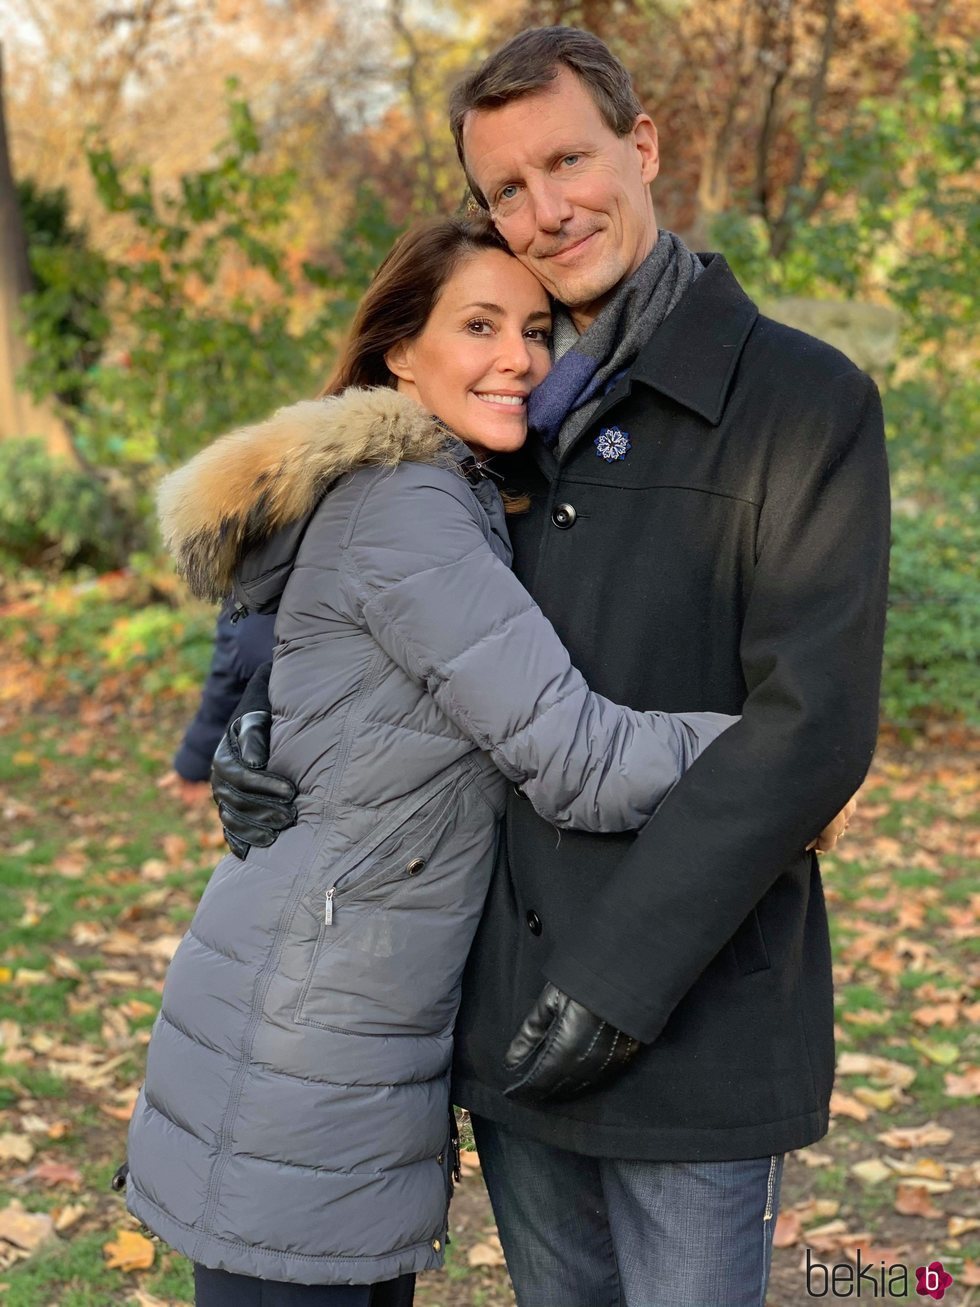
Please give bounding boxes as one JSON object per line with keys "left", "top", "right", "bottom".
{"left": 103, "top": 1228, "right": 156, "bottom": 1272}
{"left": 850, "top": 1158, "right": 892, "bottom": 1185}
{"left": 948, "top": 1216, "right": 980, "bottom": 1237}
{"left": 910, "top": 1038, "right": 960, "bottom": 1066}
{"left": 853, "top": 1086, "right": 899, "bottom": 1112}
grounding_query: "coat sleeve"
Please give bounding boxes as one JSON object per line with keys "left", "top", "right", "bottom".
{"left": 342, "top": 466, "right": 734, "bottom": 833}
{"left": 173, "top": 610, "right": 278, "bottom": 780}
{"left": 543, "top": 369, "right": 891, "bottom": 1041}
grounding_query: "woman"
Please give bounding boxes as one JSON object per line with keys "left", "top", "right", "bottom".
{"left": 122, "top": 216, "right": 737, "bottom": 1305}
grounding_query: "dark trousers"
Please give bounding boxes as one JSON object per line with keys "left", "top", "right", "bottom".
{"left": 194, "top": 1264, "right": 415, "bottom": 1307}
{"left": 472, "top": 1115, "right": 783, "bottom": 1307}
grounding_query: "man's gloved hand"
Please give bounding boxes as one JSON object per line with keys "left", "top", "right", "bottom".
{"left": 210, "top": 663, "right": 297, "bottom": 858}
{"left": 502, "top": 982, "right": 642, "bottom": 1104}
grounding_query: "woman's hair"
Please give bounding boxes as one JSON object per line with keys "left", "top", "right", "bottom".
{"left": 320, "top": 213, "right": 510, "bottom": 397}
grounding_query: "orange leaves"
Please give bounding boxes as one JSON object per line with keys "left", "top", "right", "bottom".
{"left": 102, "top": 1228, "right": 156, "bottom": 1271}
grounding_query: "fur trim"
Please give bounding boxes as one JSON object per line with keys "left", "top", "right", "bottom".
{"left": 157, "top": 388, "right": 449, "bottom": 602}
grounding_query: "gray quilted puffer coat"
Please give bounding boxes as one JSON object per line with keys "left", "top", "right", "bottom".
{"left": 125, "top": 387, "right": 733, "bottom": 1285}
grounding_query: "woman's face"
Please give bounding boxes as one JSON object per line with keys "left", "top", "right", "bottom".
{"left": 386, "top": 248, "right": 552, "bottom": 459}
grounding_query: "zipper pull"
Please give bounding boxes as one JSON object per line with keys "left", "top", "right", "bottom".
{"left": 324, "top": 887, "right": 336, "bottom": 926}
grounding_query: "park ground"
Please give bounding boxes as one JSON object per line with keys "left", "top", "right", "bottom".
{"left": 0, "top": 574, "right": 977, "bottom": 1306}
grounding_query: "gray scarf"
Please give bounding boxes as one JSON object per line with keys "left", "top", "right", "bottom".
{"left": 526, "top": 229, "right": 702, "bottom": 456}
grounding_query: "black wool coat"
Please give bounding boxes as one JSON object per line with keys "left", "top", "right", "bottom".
{"left": 451, "top": 254, "right": 891, "bottom": 1161}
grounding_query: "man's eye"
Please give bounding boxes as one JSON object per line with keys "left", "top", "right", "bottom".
{"left": 498, "top": 184, "right": 519, "bottom": 202}
{"left": 561, "top": 154, "right": 581, "bottom": 167}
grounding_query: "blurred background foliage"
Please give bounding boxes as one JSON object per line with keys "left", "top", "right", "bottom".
{"left": 0, "top": 0, "right": 976, "bottom": 727}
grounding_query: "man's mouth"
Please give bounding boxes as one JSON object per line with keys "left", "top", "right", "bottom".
{"left": 540, "top": 231, "right": 599, "bottom": 262}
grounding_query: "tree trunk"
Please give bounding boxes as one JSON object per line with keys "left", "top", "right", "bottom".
{"left": 0, "top": 43, "right": 77, "bottom": 460}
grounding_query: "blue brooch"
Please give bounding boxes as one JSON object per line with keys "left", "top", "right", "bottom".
{"left": 594, "top": 426, "right": 632, "bottom": 462}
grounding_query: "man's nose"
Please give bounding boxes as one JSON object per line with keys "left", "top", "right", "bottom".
{"left": 528, "top": 177, "right": 573, "bottom": 233}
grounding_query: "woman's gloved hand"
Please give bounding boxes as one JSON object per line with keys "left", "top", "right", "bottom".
{"left": 210, "top": 663, "right": 297, "bottom": 858}
{"left": 503, "top": 982, "right": 642, "bottom": 1104}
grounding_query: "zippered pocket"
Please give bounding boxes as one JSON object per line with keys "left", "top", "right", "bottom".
{"left": 305, "top": 770, "right": 463, "bottom": 931}
{"left": 294, "top": 763, "right": 499, "bottom": 1036}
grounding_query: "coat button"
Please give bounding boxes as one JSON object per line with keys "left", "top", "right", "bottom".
{"left": 551, "top": 502, "right": 577, "bottom": 529}
{"left": 406, "top": 857, "right": 426, "bottom": 875}
{"left": 526, "top": 909, "right": 542, "bottom": 936}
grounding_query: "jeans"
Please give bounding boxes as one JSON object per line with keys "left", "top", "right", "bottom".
{"left": 193, "top": 1265, "right": 415, "bottom": 1307}
{"left": 471, "top": 1116, "right": 783, "bottom": 1307}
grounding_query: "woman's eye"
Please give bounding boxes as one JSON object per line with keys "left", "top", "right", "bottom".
{"left": 466, "top": 318, "right": 494, "bottom": 334}
{"left": 525, "top": 328, "right": 552, "bottom": 343}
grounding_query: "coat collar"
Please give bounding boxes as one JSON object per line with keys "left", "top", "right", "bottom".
{"left": 626, "top": 253, "right": 758, "bottom": 426}
{"left": 535, "top": 254, "right": 759, "bottom": 478}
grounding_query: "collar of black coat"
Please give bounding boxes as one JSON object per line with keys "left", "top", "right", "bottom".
{"left": 627, "top": 253, "right": 759, "bottom": 426}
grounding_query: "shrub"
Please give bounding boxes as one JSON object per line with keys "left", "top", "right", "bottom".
{"left": 883, "top": 495, "right": 978, "bottom": 727}
{"left": 0, "top": 440, "right": 129, "bottom": 574}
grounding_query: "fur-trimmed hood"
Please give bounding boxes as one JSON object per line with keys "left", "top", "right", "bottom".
{"left": 157, "top": 387, "right": 452, "bottom": 603}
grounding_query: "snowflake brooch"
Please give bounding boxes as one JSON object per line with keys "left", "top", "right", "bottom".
{"left": 594, "top": 426, "right": 632, "bottom": 462}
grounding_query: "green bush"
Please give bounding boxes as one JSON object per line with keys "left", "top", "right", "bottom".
{"left": 883, "top": 495, "right": 978, "bottom": 727}
{"left": 0, "top": 439, "right": 129, "bottom": 574}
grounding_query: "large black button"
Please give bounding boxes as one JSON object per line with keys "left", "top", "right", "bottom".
{"left": 513, "top": 783, "right": 529, "bottom": 800}
{"left": 551, "top": 503, "right": 577, "bottom": 529}
{"left": 526, "top": 910, "right": 542, "bottom": 936}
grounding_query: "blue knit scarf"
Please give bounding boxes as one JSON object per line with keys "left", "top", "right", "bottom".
{"left": 527, "top": 230, "right": 702, "bottom": 455}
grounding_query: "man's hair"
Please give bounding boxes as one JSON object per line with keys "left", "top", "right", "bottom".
{"left": 449, "top": 26, "right": 644, "bottom": 209}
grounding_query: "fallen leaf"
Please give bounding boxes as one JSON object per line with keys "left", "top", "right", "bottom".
{"left": 910, "top": 1038, "right": 959, "bottom": 1067}
{"left": 0, "top": 1134, "right": 34, "bottom": 1164}
{"left": 830, "top": 1091, "right": 870, "bottom": 1121}
{"left": 797, "top": 1149, "right": 834, "bottom": 1168}
{"left": 30, "top": 1159, "right": 82, "bottom": 1189}
{"left": 459, "top": 1150, "right": 481, "bottom": 1174}
{"left": 960, "top": 1259, "right": 980, "bottom": 1287}
{"left": 949, "top": 1216, "right": 980, "bottom": 1237}
{"left": 773, "top": 1210, "right": 802, "bottom": 1248}
{"left": 945, "top": 1066, "right": 980, "bottom": 1098}
{"left": 843, "top": 1008, "right": 891, "bottom": 1027}
{"left": 894, "top": 1184, "right": 942, "bottom": 1218}
{"left": 853, "top": 1086, "right": 898, "bottom": 1112}
{"left": 52, "top": 1203, "right": 86, "bottom": 1232}
{"left": 877, "top": 1122, "right": 953, "bottom": 1150}
{"left": 850, "top": 1159, "right": 891, "bottom": 1186}
{"left": 884, "top": 1157, "right": 948, "bottom": 1181}
{"left": 103, "top": 1228, "right": 155, "bottom": 1272}
{"left": 836, "top": 1053, "right": 916, "bottom": 1088}
{"left": 0, "top": 1200, "right": 56, "bottom": 1251}
{"left": 467, "top": 1235, "right": 506, "bottom": 1268}
{"left": 912, "top": 1004, "right": 960, "bottom": 1028}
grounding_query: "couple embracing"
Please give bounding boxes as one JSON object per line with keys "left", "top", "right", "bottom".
{"left": 120, "top": 26, "right": 890, "bottom": 1307}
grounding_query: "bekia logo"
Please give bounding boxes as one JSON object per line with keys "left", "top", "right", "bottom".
{"left": 806, "top": 1249, "right": 954, "bottom": 1298}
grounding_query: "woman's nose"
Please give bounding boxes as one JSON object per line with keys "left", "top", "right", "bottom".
{"left": 497, "top": 332, "right": 533, "bottom": 375}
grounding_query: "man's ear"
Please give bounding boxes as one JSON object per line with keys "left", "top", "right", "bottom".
{"left": 385, "top": 340, "right": 415, "bottom": 384}
{"left": 633, "top": 116, "right": 659, "bottom": 185}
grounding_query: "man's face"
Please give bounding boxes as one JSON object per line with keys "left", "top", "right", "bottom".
{"left": 461, "top": 67, "right": 660, "bottom": 326}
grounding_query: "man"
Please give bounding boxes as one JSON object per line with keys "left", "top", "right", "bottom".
{"left": 212, "top": 27, "right": 889, "bottom": 1307}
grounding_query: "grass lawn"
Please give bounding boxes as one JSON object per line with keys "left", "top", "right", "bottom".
{"left": 0, "top": 575, "right": 976, "bottom": 1305}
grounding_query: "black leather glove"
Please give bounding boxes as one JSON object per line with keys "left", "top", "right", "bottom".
{"left": 503, "top": 982, "right": 642, "bottom": 1104}
{"left": 211, "top": 662, "right": 298, "bottom": 858}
